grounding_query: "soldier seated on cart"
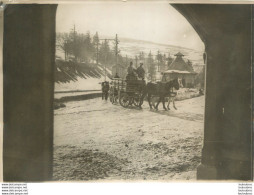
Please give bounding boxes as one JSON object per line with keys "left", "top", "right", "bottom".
{"left": 126, "top": 61, "right": 137, "bottom": 81}
{"left": 136, "top": 62, "right": 145, "bottom": 80}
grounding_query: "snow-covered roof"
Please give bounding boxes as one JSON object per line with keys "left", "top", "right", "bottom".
{"left": 174, "top": 52, "right": 184, "bottom": 57}
{"left": 163, "top": 70, "right": 196, "bottom": 74}
{"left": 168, "top": 52, "right": 195, "bottom": 73}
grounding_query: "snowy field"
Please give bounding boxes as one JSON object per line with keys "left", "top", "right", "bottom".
{"left": 55, "top": 76, "right": 111, "bottom": 92}
{"left": 54, "top": 90, "right": 101, "bottom": 99}
{"left": 53, "top": 96, "right": 204, "bottom": 181}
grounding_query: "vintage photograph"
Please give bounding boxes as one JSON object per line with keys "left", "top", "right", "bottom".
{"left": 2, "top": 2, "right": 252, "bottom": 182}
{"left": 54, "top": 2, "right": 206, "bottom": 181}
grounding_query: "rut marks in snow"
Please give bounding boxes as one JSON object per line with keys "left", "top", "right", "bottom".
{"left": 150, "top": 109, "right": 203, "bottom": 121}
{"left": 53, "top": 145, "right": 130, "bottom": 181}
{"left": 55, "top": 108, "right": 108, "bottom": 116}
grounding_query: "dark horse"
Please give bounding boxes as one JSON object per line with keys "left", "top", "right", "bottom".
{"left": 145, "top": 78, "right": 181, "bottom": 110}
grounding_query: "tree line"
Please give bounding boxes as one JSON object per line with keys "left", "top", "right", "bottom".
{"left": 56, "top": 29, "right": 203, "bottom": 84}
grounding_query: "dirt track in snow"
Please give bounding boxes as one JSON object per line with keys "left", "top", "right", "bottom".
{"left": 53, "top": 96, "right": 204, "bottom": 181}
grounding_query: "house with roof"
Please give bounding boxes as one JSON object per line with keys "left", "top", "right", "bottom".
{"left": 162, "top": 52, "right": 197, "bottom": 88}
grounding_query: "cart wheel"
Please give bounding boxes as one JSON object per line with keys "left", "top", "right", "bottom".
{"left": 109, "top": 94, "right": 114, "bottom": 104}
{"left": 119, "top": 93, "right": 130, "bottom": 108}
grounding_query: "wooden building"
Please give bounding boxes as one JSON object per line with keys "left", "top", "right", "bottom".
{"left": 162, "top": 52, "right": 196, "bottom": 88}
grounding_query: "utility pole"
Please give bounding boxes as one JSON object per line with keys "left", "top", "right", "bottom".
{"left": 95, "top": 42, "right": 100, "bottom": 65}
{"left": 115, "top": 34, "right": 120, "bottom": 66}
{"left": 103, "top": 39, "right": 108, "bottom": 82}
{"left": 114, "top": 34, "right": 120, "bottom": 78}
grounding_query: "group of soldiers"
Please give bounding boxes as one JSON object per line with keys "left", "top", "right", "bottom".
{"left": 126, "top": 61, "right": 145, "bottom": 80}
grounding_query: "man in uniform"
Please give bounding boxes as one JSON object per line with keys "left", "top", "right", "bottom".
{"left": 136, "top": 62, "right": 145, "bottom": 80}
{"left": 101, "top": 81, "right": 109, "bottom": 100}
{"left": 126, "top": 61, "right": 137, "bottom": 80}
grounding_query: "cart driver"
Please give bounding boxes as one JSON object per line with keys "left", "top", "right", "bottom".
{"left": 126, "top": 62, "right": 137, "bottom": 80}
{"left": 136, "top": 62, "right": 145, "bottom": 80}
{"left": 127, "top": 62, "right": 136, "bottom": 75}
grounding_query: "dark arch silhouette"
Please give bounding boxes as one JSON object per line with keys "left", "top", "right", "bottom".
{"left": 3, "top": 4, "right": 252, "bottom": 181}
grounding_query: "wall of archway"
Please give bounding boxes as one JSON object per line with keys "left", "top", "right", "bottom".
{"left": 2, "top": 4, "right": 252, "bottom": 181}
{"left": 173, "top": 4, "right": 252, "bottom": 180}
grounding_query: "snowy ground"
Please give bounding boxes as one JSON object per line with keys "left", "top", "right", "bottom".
{"left": 55, "top": 76, "right": 111, "bottom": 92}
{"left": 54, "top": 90, "right": 101, "bottom": 99}
{"left": 53, "top": 96, "right": 204, "bottom": 181}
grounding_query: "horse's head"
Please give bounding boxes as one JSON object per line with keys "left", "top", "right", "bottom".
{"left": 166, "top": 78, "right": 181, "bottom": 91}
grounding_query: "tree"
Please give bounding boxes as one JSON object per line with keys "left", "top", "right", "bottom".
{"left": 167, "top": 53, "right": 173, "bottom": 67}
{"left": 187, "top": 59, "right": 194, "bottom": 72}
{"left": 99, "top": 40, "right": 111, "bottom": 66}
{"left": 147, "top": 51, "right": 156, "bottom": 81}
{"left": 56, "top": 32, "right": 72, "bottom": 61}
{"left": 93, "top": 32, "right": 100, "bottom": 64}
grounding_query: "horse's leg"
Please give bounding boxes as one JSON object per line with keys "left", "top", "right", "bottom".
{"left": 173, "top": 97, "right": 177, "bottom": 110}
{"left": 155, "top": 97, "right": 161, "bottom": 110}
{"left": 152, "top": 97, "right": 156, "bottom": 109}
{"left": 139, "top": 92, "right": 146, "bottom": 108}
{"left": 162, "top": 96, "right": 167, "bottom": 111}
{"left": 167, "top": 97, "right": 171, "bottom": 110}
{"left": 148, "top": 94, "right": 152, "bottom": 109}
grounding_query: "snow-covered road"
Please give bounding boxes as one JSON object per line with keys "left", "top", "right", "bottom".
{"left": 53, "top": 96, "right": 204, "bottom": 181}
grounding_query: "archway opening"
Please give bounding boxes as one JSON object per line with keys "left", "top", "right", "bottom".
{"left": 53, "top": 1, "right": 206, "bottom": 181}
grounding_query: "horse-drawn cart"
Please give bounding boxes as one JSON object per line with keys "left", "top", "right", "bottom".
{"left": 109, "top": 78, "right": 145, "bottom": 108}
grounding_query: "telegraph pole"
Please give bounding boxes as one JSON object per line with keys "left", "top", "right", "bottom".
{"left": 114, "top": 34, "right": 120, "bottom": 78}
{"left": 95, "top": 42, "right": 99, "bottom": 65}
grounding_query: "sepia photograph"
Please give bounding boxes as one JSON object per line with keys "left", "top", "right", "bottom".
{"left": 2, "top": 1, "right": 253, "bottom": 182}
{"left": 54, "top": 2, "right": 205, "bottom": 181}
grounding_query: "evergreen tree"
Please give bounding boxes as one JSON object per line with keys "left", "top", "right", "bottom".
{"left": 167, "top": 53, "right": 173, "bottom": 68}
{"left": 147, "top": 51, "right": 156, "bottom": 81}
{"left": 187, "top": 59, "right": 194, "bottom": 71}
{"left": 93, "top": 32, "right": 100, "bottom": 64}
{"left": 99, "top": 40, "right": 111, "bottom": 66}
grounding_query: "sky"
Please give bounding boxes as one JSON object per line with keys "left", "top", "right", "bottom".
{"left": 56, "top": 1, "right": 204, "bottom": 51}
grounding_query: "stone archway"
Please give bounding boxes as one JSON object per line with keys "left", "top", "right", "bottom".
{"left": 173, "top": 4, "right": 252, "bottom": 180}
{"left": 2, "top": 4, "right": 252, "bottom": 181}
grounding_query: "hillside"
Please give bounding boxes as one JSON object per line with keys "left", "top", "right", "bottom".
{"left": 55, "top": 38, "right": 204, "bottom": 92}
{"left": 55, "top": 60, "right": 112, "bottom": 92}
{"left": 117, "top": 37, "right": 204, "bottom": 67}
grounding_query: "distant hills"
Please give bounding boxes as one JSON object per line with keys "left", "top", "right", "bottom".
{"left": 116, "top": 37, "right": 204, "bottom": 69}
{"left": 56, "top": 36, "right": 205, "bottom": 70}
{"left": 55, "top": 37, "right": 205, "bottom": 91}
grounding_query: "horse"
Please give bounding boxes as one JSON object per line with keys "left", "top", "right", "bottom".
{"left": 146, "top": 78, "right": 181, "bottom": 110}
{"left": 151, "top": 91, "right": 178, "bottom": 110}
